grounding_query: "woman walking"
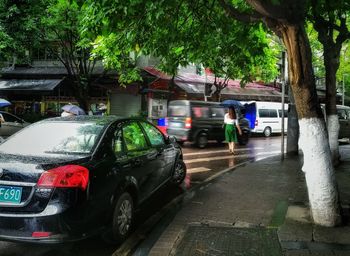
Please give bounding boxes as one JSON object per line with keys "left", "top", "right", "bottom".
{"left": 224, "top": 107, "right": 242, "bottom": 154}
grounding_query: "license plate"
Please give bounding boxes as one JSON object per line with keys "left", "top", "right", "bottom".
{"left": 169, "top": 122, "right": 182, "bottom": 128}
{"left": 0, "top": 186, "right": 22, "bottom": 204}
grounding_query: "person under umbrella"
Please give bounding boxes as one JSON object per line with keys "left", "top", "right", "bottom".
{"left": 224, "top": 107, "right": 242, "bottom": 154}
{"left": 61, "top": 104, "right": 86, "bottom": 117}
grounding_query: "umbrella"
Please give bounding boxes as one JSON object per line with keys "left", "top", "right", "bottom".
{"left": 220, "top": 99, "right": 243, "bottom": 109}
{"left": 61, "top": 104, "right": 86, "bottom": 115}
{"left": 0, "top": 98, "right": 11, "bottom": 108}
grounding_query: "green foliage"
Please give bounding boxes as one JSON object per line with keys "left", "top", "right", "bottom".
{"left": 81, "top": 0, "right": 278, "bottom": 84}
{"left": 308, "top": 0, "right": 350, "bottom": 101}
{"left": 306, "top": 23, "right": 325, "bottom": 80}
{"left": 0, "top": 0, "right": 44, "bottom": 61}
{"left": 337, "top": 43, "right": 350, "bottom": 94}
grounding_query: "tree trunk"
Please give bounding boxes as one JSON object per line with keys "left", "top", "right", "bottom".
{"left": 68, "top": 76, "right": 90, "bottom": 112}
{"left": 287, "top": 85, "right": 299, "bottom": 155}
{"left": 280, "top": 23, "right": 341, "bottom": 226}
{"left": 324, "top": 49, "right": 340, "bottom": 166}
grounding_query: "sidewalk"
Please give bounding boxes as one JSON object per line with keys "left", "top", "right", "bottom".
{"left": 148, "top": 145, "right": 350, "bottom": 256}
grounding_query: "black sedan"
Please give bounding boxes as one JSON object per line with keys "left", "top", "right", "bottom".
{"left": 0, "top": 116, "right": 186, "bottom": 243}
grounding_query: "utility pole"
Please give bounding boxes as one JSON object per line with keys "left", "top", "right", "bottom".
{"left": 281, "top": 51, "right": 286, "bottom": 160}
{"left": 343, "top": 74, "right": 346, "bottom": 106}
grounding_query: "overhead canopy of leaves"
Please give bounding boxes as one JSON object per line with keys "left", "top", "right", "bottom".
{"left": 81, "top": 0, "right": 279, "bottom": 84}
{"left": 0, "top": 0, "right": 44, "bottom": 61}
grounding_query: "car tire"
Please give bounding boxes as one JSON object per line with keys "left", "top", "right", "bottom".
{"left": 109, "top": 192, "right": 134, "bottom": 244}
{"left": 171, "top": 159, "right": 187, "bottom": 185}
{"left": 196, "top": 133, "right": 208, "bottom": 148}
{"left": 263, "top": 127, "right": 272, "bottom": 137}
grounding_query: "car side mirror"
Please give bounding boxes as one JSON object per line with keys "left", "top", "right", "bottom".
{"left": 166, "top": 135, "right": 177, "bottom": 144}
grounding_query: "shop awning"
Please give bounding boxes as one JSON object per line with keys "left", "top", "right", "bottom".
{"left": 0, "top": 79, "right": 63, "bottom": 91}
{"left": 175, "top": 80, "right": 283, "bottom": 101}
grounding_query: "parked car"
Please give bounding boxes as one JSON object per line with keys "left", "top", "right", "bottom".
{"left": 336, "top": 105, "right": 350, "bottom": 140}
{"left": 0, "top": 116, "right": 186, "bottom": 243}
{"left": 0, "top": 111, "right": 30, "bottom": 139}
{"left": 321, "top": 104, "right": 350, "bottom": 141}
{"left": 166, "top": 100, "right": 251, "bottom": 148}
{"left": 243, "top": 101, "right": 288, "bottom": 137}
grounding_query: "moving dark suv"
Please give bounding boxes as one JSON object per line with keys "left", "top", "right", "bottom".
{"left": 167, "top": 100, "right": 250, "bottom": 148}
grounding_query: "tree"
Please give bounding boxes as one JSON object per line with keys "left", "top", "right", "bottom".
{"left": 38, "top": 0, "right": 98, "bottom": 111}
{"left": 0, "top": 0, "right": 43, "bottom": 64}
{"left": 309, "top": 0, "right": 350, "bottom": 165}
{"left": 81, "top": 0, "right": 278, "bottom": 102}
{"left": 337, "top": 42, "right": 350, "bottom": 101}
{"left": 82, "top": 0, "right": 342, "bottom": 226}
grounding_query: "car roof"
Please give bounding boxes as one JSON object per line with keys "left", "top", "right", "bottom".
{"left": 40, "top": 115, "right": 146, "bottom": 126}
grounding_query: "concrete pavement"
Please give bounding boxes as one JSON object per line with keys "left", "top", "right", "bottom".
{"left": 147, "top": 145, "right": 350, "bottom": 256}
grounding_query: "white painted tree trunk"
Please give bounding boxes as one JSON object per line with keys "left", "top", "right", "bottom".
{"left": 327, "top": 114, "right": 340, "bottom": 165}
{"left": 299, "top": 117, "right": 341, "bottom": 226}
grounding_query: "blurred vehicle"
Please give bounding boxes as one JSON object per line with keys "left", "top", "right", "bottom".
{"left": 243, "top": 101, "right": 288, "bottom": 137}
{"left": 0, "top": 116, "right": 186, "bottom": 243}
{"left": 336, "top": 105, "right": 350, "bottom": 140}
{"left": 167, "top": 100, "right": 250, "bottom": 148}
{"left": 0, "top": 111, "right": 30, "bottom": 138}
{"left": 321, "top": 104, "right": 350, "bottom": 142}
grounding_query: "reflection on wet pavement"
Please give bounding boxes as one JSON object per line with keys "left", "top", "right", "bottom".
{"left": 182, "top": 136, "right": 284, "bottom": 188}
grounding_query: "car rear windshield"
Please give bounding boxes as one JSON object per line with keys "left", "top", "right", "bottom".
{"left": 0, "top": 121, "right": 105, "bottom": 156}
{"left": 168, "top": 106, "right": 189, "bottom": 117}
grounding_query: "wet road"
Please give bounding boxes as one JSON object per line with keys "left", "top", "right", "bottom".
{"left": 0, "top": 136, "right": 283, "bottom": 256}
{"left": 182, "top": 136, "right": 284, "bottom": 187}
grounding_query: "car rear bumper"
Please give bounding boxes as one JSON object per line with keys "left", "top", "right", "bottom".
{"left": 0, "top": 205, "right": 92, "bottom": 243}
{"left": 166, "top": 128, "right": 190, "bottom": 142}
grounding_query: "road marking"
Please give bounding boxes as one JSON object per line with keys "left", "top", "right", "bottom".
{"left": 184, "top": 147, "right": 265, "bottom": 156}
{"left": 184, "top": 151, "right": 280, "bottom": 164}
{"left": 187, "top": 167, "right": 211, "bottom": 174}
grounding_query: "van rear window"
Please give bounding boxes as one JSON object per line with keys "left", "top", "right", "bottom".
{"left": 168, "top": 106, "right": 189, "bottom": 117}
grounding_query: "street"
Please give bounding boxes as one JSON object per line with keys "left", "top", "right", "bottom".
{"left": 0, "top": 136, "right": 283, "bottom": 256}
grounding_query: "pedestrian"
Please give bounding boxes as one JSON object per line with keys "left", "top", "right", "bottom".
{"left": 224, "top": 107, "right": 242, "bottom": 154}
{"left": 61, "top": 110, "right": 75, "bottom": 117}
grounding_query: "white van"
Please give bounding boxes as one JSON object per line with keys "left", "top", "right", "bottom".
{"left": 244, "top": 101, "right": 288, "bottom": 137}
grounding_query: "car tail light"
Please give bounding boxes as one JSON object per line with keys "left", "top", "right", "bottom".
{"left": 37, "top": 165, "right": 89, "bottom": 191}
{"left": 185, "top": 117, "right": 192, "bottom": 129}
{"left": 255, "top": 120, "right": 258, "bottom": 127}
{"left": 32, "top": 231, "right": 51, "bottom": 238}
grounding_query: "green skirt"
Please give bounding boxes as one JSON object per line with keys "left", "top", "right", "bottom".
{"left": 225, "top": 124, "right": 237, "bottom": 143}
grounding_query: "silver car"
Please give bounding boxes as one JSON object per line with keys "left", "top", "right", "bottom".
{"left": 0, "top": 111, "right": 30, "bottom": 139}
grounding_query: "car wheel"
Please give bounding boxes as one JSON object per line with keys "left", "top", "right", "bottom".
{"left": 111, "top": 192, "right": 134, "bottom": 243}
{"left": 196, "top": 133, "right": 208, "bottom": 148}
{"left": 171, "top": 159, "right": 187, "bottom": 185}
{"left": 263, "top": 127, "right": 272, "bottom": 137}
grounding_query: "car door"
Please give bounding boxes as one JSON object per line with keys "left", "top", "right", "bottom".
{"left": 0, "top": 112, "right": 25, "bottom": 137}
{"left": 210, "top": 107, "right": 225, "bottom": 141}
{"left": 122, "top": 121, "right": 160, "bottom": 202}
{"left": 140, "top": 121, "right": 176, "bottom": 186}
